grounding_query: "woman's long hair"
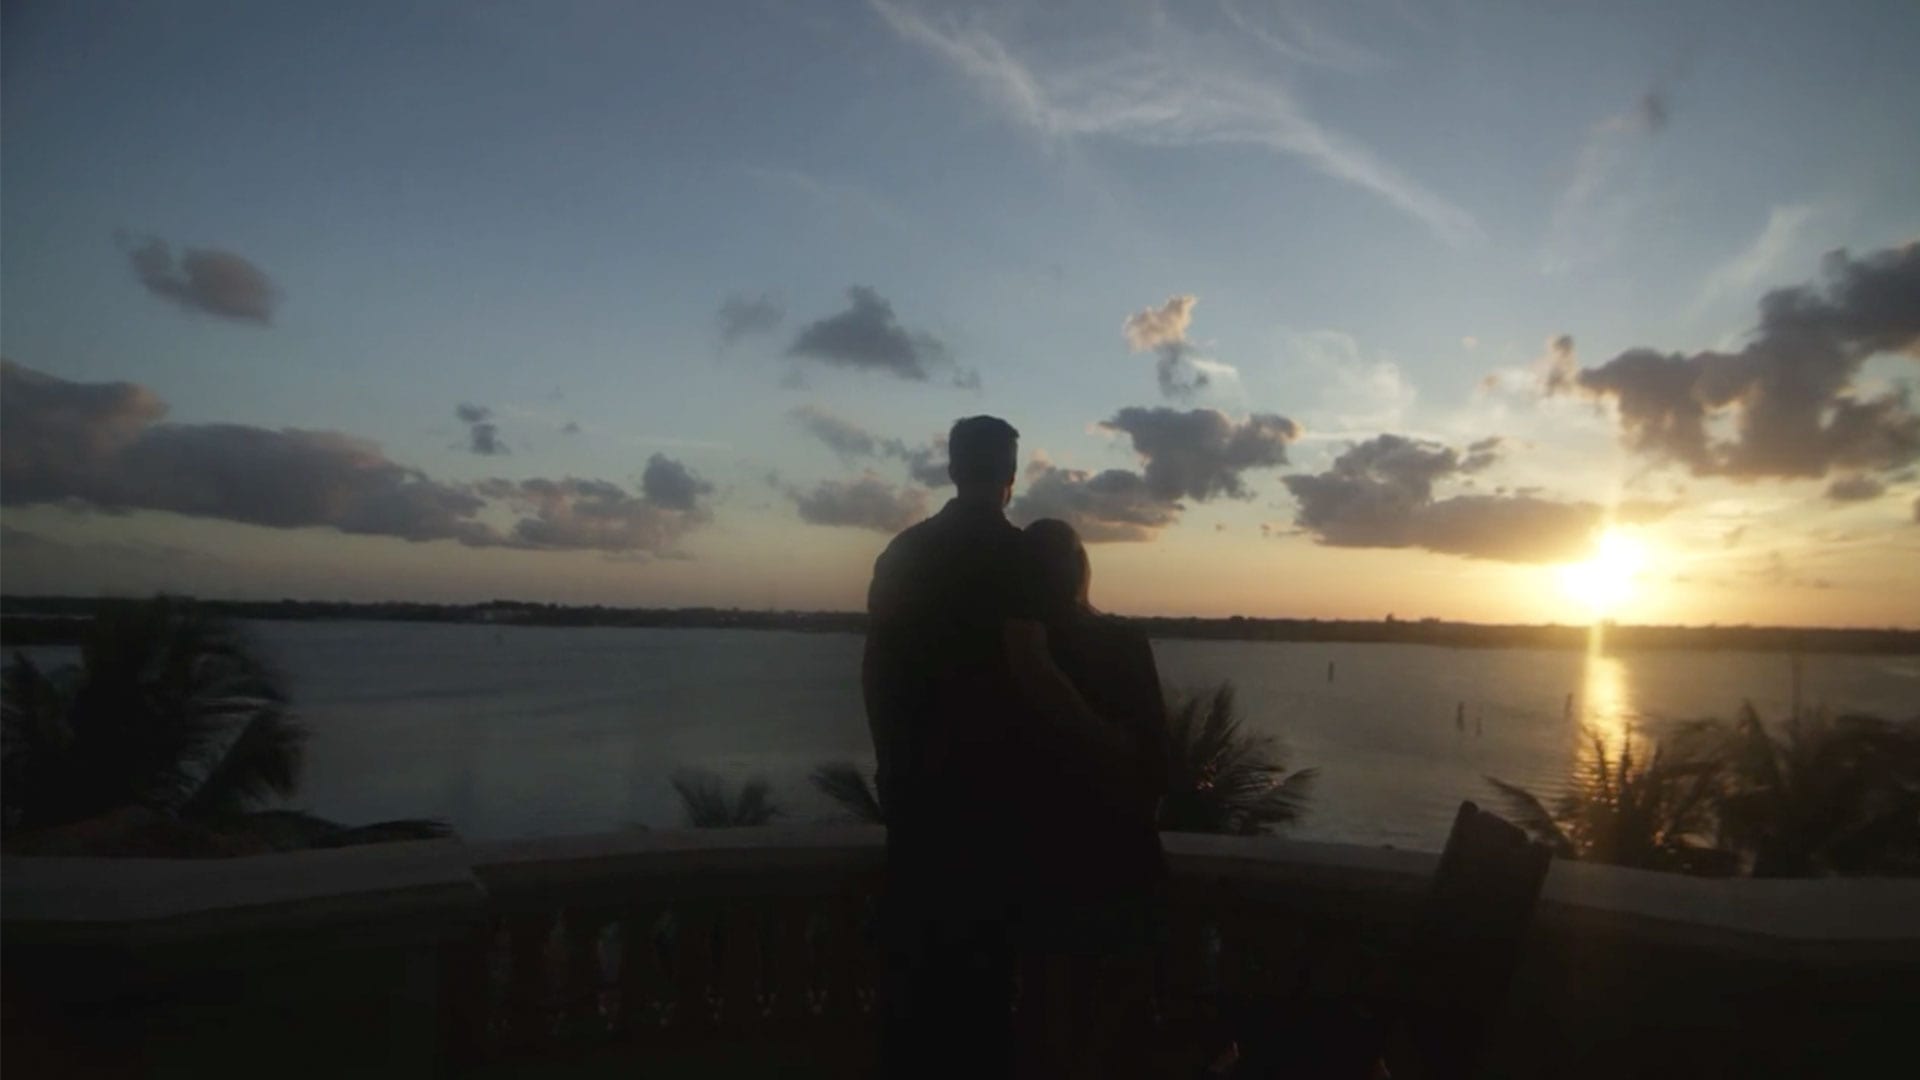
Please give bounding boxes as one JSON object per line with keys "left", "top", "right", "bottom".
{"left": 1025, "top": 518, "right": 1094, "bottom": 619}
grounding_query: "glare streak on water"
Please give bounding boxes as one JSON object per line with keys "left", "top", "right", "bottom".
{"left": 29, "top": 621, "right": 1920, "bottom": 853}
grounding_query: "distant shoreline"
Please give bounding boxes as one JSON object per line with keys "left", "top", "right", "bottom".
{"left": 3, "top": 595, "right": 1916, "bottom": 655}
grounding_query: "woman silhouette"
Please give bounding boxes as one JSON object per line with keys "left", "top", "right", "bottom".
{"left": 1018, "top": 518, "right": 1171, "bottom": 1080}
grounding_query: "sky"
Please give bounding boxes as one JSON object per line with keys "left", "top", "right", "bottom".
{"left": 3, "top": 0, "right": 1918, "bottom": 627}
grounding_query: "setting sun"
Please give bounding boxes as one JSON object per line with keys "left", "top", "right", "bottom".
{"left": 1559, "top": 530, "right": 1649, "bottom": 619}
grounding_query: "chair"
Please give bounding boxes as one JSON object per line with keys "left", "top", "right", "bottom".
{"left": 1219, "top": 801, "right": 1551, "bottom": 1079}
{"left": 1386, "top": 800, "right": 1554, "bottom": 1079}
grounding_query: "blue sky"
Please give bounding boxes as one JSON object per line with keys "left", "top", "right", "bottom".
{"left": 5, "top": 0, "right": 1917, "bottom": 625}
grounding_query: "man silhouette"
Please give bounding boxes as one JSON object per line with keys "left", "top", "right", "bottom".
{"left": 864, "top": 415, "right": 1127, "bottom": 1078}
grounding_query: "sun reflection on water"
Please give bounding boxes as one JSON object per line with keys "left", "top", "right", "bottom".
{"left": 1577, "top": 638, "right": 1634, "bottom": 757}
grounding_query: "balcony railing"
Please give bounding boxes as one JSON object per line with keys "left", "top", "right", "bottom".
{"left": 5, "top": 826, "right": 1917, "bottom": 1078}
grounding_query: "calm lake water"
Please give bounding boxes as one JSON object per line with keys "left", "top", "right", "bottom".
{"left": 39, "top": 621, "right": 1920, "bottom": 852}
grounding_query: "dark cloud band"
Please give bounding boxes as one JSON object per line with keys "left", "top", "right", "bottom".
{"left": 1550, "top": 243, "right": 1920, "bottom": 480}
{"left": 1, "top": 362, "right": 710, "bottom": 555}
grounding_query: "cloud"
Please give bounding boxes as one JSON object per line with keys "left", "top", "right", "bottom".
{"left": 1826, "top": 475, "right": 1886, "bottom": 502}
{"left": 0, "top": 360, "right": 167, "bottom": 503}
{"left": 789, "top": 404, "right": 878, "bottom": 459}
{"left": 743, "top": 167, "right": 915, "bottom": 237}
{"left": 788, "top": 404, "right": 950, "bottom": 483}
{"left": 1010, "top": 462, "right": 1179, "bottom": 542}
{"left": 0, "top": 361, "right": 709, "bottom": 555}
{"left": 1690, "top": 205, "right": 1821, "bottom": 318}
{"left": 1123, "top": 294, "right": 1233, "bottom": 399}
{"left": 456, "top": 403, "right": 508, "bottom": 456}
{"left": 1287, "top": 329, "right": 1418, "bottom": 430}
{"left": 1544, "top": 81, "right": 1674, "bottom": 271}
{"left": 1282, "top": 433, "right": 1615, "bottom": 562}
{"left": 1541, "top": 334, "right": 1579, "bottom": 392}
{"left": 867, "top": 0, "right": 1479, "bottom": 245}
{"left": 1461, "top": 436, "right": 1505, "bottom": 472}
{"left": 787, "top": 286, "right": 975, "bottom": 385}
{"left": 121, "top": 235, "right": 276, "bottom": 323}
{"left": 640, "top": 452, "right": 715, "bottom": 511}
{"left": 562, "top": 421, "right": 582, "bottom": 435}
{"left": 0, "top": 525, "right": 57, "bottom": 553}
{"left": 789, "top": 474, "right": 928, "bottom": 533}
{"left": 1100, "top": 407, "right": 1300, "bottom": 501}
{"left": 1914, "top": 495, "right": 1919, "bottom": 524}
{"left": 717, "top": 293, "right": 784, "bottom": 345}
{"left": 1549, "top": 243, "right": 1920, "bottom": 480}
{"left": 1629, "top": 89, "right": 1670, "bottom": 134}
{"left": 479, "top": 469, "right": 710, "bottom": 553}
{"left": 1217, "top": 0, "right": 1383, "bottom": 73}
{"left": 893, "top": 443, "right": 951, "bottom": 487}
{"left": 1751, "top": 550, "right": 1833, "bottom": 591}
{"left": 1123, "top": 294, "right": 1196, "bottom": 353}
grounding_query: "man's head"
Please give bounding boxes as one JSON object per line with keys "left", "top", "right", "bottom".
{"left": 947, "top": 415, "right": 1019, "bottom": 505}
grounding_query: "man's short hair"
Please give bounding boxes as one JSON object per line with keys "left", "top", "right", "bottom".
{"left": 947, "top": 415, "right": 1019, "bottom": 486}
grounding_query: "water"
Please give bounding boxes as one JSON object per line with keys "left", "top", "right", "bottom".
{"left": 26, "top": 621, "right": 1920, "bottom": 851}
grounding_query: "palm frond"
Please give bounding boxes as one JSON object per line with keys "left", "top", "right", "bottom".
{"left": 179, "top": 707, "right": 307, "bottom": 818}
{"left": 810, "top": 762, "right": 885, "bottom": 824}
{"left": 672, "top": 768, "right": 780, "bottom": 828}
{"left": 1159, "top": 681, "right": 1313, "bottom": 836}
{"left": 1484, "top": 776, "right": 1574, "bottom": 856}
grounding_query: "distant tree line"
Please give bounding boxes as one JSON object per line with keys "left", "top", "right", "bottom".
{"left": 6, "top": 594, "right": 1916, "bottom": 654}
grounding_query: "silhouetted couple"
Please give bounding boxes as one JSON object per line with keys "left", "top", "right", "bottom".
{"left": 864, "top": 416, "right": 1170, "bottom": 1079}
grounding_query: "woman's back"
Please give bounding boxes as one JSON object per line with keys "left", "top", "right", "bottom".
{"left": 1029, "top": 611, "right": 1170, "bottom": 897}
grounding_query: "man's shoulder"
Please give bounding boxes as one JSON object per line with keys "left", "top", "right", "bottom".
{"left": 875, "top": 512, "right": 945, "bottom": 570}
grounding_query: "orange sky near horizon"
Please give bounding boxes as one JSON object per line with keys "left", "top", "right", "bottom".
{"left": 6, "top": 497, "right": 1916, "bottom": 630}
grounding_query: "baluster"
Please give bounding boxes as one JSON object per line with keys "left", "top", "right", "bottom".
{"left": 614, "top": 903, "right": 672, "bottom": 1037}
{"left": 764, "top": 899, "right": 815, "bottom": 1027}
{"left": 716, "top": 899, "right": 767, "bottom": 1033}
{"left": 437, "top": 918, "right": 493, "bottom": 1069}
{"left": 670, "top": 899, "right": 720, "bottom": 1034}
{"left": 502, "top": 910, "right": 557, "bottom": 1052}
{"left": 1014, "top": 948, "right": 1049, "bottom": 1060}
{"left": 1158, "top": 898, "right": 1213, "bottom": 1029}
{"left": 847, "top": 891, "right": 883, "bottom": 1019}
{"left": 561, "top": 906, "right": 612, "bottom": 1036}
{"left": 1215, "top": 899, "right": 1263, "bottom": 1001}
{"left": 817, "top": 893, "right": 867, "bottom": 1026}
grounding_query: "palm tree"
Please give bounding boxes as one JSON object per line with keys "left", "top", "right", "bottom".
{"left": 3, "top": 597, "right": 303, "bottom": 831}
{"left": 671, "top": 768, "right": 780, "bottom": 827}
{"left": 1487, "top": 728, "right": 1735, "bottom": 875}
{"left": 1709, "top": 704, "right": 1920, "bottom": 877}
{"left": 1158, "top": 682, "right": 1316, "bottom": 835}
{"left": 1, "top": 597, "right": 448, "bottom": 853}
{"left": 810, "top": 761, "right": 884, "bottom": 824}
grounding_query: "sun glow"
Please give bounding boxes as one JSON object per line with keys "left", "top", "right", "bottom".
{"left": 1558, "top": 529, "right": 1648, "bottom": 619}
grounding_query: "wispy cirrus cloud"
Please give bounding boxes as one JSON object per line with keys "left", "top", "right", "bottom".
{"left": 1218, "top": 0, "right": 1385, "bottom": 74}
{"left": 1542, "top": 75, "right": 1680, "bottom": 272}
{"left": 1688, "top": 204, "right": 1823, "bottom": 319}
{"left": 867, "top": 0, "right": 1480, "bottom": 245}
{"left": 787, "top": 404, "right": 950, "bottom": 485}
